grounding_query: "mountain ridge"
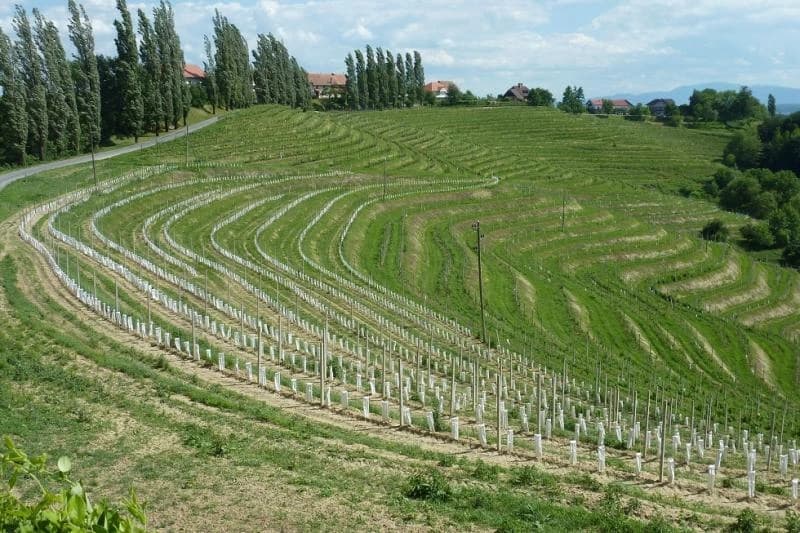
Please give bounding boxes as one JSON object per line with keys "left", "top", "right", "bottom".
{"left": 602, "top": 83, "right": 800, "bottom": 107}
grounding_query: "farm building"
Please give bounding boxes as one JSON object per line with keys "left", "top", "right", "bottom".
{"left": 647, "top": 98, "right": 676, "bottom": 117}
{"left": 183, "top": 64, "right": 205, "bottom": 85}
{"left": 587, "top": 98, "right": 633, "bottom": 114}
{"left": 308, "top": 73, "right": 347, "bottom": 98}
{"left": 424, "top": 80, "right": 454, "bottom": 99}
{"left": 504, "top": 83, "right": 529, "bottom": 102}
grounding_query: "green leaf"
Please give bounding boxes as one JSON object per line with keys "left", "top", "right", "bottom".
{"left": 57, "top": 456, "right": 71, "bottom": 473}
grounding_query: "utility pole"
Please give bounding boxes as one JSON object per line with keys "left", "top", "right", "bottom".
{"left": 185, "top": 121, "right": 189, "bottom": 167}
{"left": 472, "top": 221, "right": 487, "bottom": 344}
{"left": 91, "top": 142, "right": 97, "bottom": 188}
{"left": 383, "top": 156, "right": 387, "bottom": 200}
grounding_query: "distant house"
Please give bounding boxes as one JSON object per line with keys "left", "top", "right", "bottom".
{"left": 587, "top": 98, "right": 633, "bottom": 114}
{"left": 307, "top": 73, "right": 347, "bottom": 99}
{"left": 504, "top": 83, "right": 529, "bottom": 102}
{"left": 646, "top": 98, "right": 675, "bottom": 117}
{"left": 183, "top": 64, "right": 205, "bottom": 85}
{"left": 424, "top": 80, "right": 453, "bottom": 99}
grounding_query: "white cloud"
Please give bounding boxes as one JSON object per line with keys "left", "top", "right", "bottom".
{"left": 344, "top": 22, "right": 373, "bottom": 41}
{"left": 421, "top": 49, "right": 455, "bottom": 67}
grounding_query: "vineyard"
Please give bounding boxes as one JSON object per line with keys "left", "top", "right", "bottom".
{"left": 3, "top": 105, "right": 800, "bottom": 531}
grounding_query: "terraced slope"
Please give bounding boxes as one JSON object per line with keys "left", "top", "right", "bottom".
{"left": 3, "top": 105, "right": 800, "bottom": 531}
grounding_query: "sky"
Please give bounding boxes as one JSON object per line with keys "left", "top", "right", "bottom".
{"left": 2, "top": 0, "right": 799, "bottom": 98}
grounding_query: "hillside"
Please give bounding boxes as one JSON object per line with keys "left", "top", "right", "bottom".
{"left": 2, "top": 105, "right": 799, "bottom": 531}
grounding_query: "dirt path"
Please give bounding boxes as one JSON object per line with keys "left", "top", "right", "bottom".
{"left": 0, "top": 117, "right": 218, "bottom": 191}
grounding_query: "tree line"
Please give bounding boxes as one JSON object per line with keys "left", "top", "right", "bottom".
{"left": 343, "top": 47, "right": 425, "bottom": 110}
{"left": 0, "top": 1, "right": 101, "bottom": 165}
{"left": 0, "top": 0, "right": 187, "bottom": 166}
{"left": 0, "top": 2, "right": 312, "bottom": 167}
{"left": 700, "top": 111, "right": 800, "bottom": 265}
{"left": 198, "top": 11, "right": 311, "bottom": 113}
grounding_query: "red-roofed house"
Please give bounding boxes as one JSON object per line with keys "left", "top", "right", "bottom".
{"left": 308, "top": 73, "right": 347, "bottom": 98}
{"left": 424, "top": 80, "right": 453, "bottom": 99}
{"left": 587, "top": 98, "right": 633, "bottom": 114}
{"left": 183, "top": 64, "right": 205, "bottom": 85}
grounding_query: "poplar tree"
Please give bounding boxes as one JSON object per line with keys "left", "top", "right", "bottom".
{"left": 154, "top": 1, "right": 186, "bottom": 128}
{"left": 203, "top": 35, "right": 218, "bottom": 113}
{"left": 291, "top": 58, "right": 309, "bottom": 109}
{"left": 0, "top": 27, "right": 28, "bottom": 165}
{"left": 33, "top": 9, "right": 80, "bottom": 155}
{"left": 154, "top": 3, "right": 173, "bottom": 129}
{"left": 366, "top": 45, "right": 377, "bottom": 109}
{"left": 396, "top": 53, "right": 405, "bottom": 107}
{"left": 13, "top": 6, "right": 48, "bottom": 161}
{"left": 385, "top": 50, "right": 397, "bottom": 108}
{"left": 96, "top": 55, "right": 119, "bottom": 144}
{"left": 355, "top": 49, "right": 367, "bottom": 110}
{"left": 405, "top": 52, "right": 414, "bottom": 106}
{"left": 344, "top": 52, "right": 357, "bottom": 110}
{"left": 113, "top": 0, "right": 143, "bottom": 141}
{"left": 375, "top": 47, "right": 386, "bottom": 109}
{"left": 137, "top": 9, "right": 162, "bottom": 134}
{"left": 252, "top": 34, "right": 272, "bottom": 104}
{"left": 413, "top": 50, "right": 424, "bottom": 104}
{"left": 67, "top": 0, "right": 100, "bottom": 151}
{"left": 212, "top": 10, "right": 252, "bottom": 109}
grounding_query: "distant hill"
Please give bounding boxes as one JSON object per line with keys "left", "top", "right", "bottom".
{"left": 605, "top": 83, "right": 800, "bottom": 107}
{"left": 777, "top": 104, "right": 800, "bottom": 115}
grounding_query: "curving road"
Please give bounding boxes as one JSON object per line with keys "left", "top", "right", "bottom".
{"left": 0, "top": 115, "right": 219, "bottom": 191}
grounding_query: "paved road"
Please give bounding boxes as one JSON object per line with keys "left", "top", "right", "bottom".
{"left": 0, "top": 115, "right": 219, "bottom": 191}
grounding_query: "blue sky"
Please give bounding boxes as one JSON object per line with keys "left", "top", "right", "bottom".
{"left": 2, "top": 0, "right": 799, "bottom": 98}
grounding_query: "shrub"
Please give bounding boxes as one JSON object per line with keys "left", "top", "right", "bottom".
{"left": 724, "top": 130, "right": 763, "bottom": 169}
{"left": 740, "top": 222, "right": 775, "bottom": 249}
{"left": 471, "top": 459, "right": 499, "bottom": 481}
{"left": 783, "top": 241, "right": 800, "bottom": 268}
{"left": 786, "top": 510, "right": 800, "bottom": 533}
{"left": 728, "top": 508, "right": 758, "bottom": 532}
{"left": 0, "top": 437, "right": 146, "bottom": 532}
{"left": 402, "top": 470, "right": 452, "bottom": 502}
{"left": 701, "top": 219, "right": 729, "bottom": 241}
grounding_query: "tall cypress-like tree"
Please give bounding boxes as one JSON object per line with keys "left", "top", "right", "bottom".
{"left": 33, "top": 9, "right": 79, "bottom": 156}
{"left": 291, "top": 58, "right": 309, "bottom": 109}
{"left": 13, "top": 6, "right": 48, "bottom": 161}
{"left": 67, "top": 0, "right": 100, "bottom": 151}
{"left": 0, "top": 27, "right": 28, "bottom": 165}
{"left": 212, "top": 10, "right": 252, "bottom": 109}
{"left": 405, "top": 52, "right": 414, "bottom": 106}
{"left": 375, "top": 47, "right": 386, "bottom": 109}
{"left": 385, "top": 50, "right": 397, "bottom": 108}
{"left": 203, "top": 35, "right": 218, "bottom": 113}
{"left": 154, "top": 1, "right": 185, "bottom": 128}
{"left": 413, "top": 51, "right": 424, "bottom": 104}
{"left": 113, "top": 0, "right": 143, "bottom": 141}
{"left": 365, "top": 45, "right": 377, "bottom": 110}
{"left": 396, "top": 53, "right": 406, "bottom": 107}
{"left": 96, "top": 55, "right": 119, "bottom": 144}
{"left": 252, "top": 34, "right": 272, "bottom": 104}
{"left": 138, "top": 9, "right": 162, "bottom": 134}
{"left": 344, "top": 52, "right": 357, "bottom": 110}
{"left": 153, "top": 3, "right": 173, "bottom": 130}
{"left": 354, "top": 49, "right": 367, "bottom": 110}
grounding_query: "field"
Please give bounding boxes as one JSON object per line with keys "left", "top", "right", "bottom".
{"left": 3, "top": 105, "right": 800, "bottom": 531}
